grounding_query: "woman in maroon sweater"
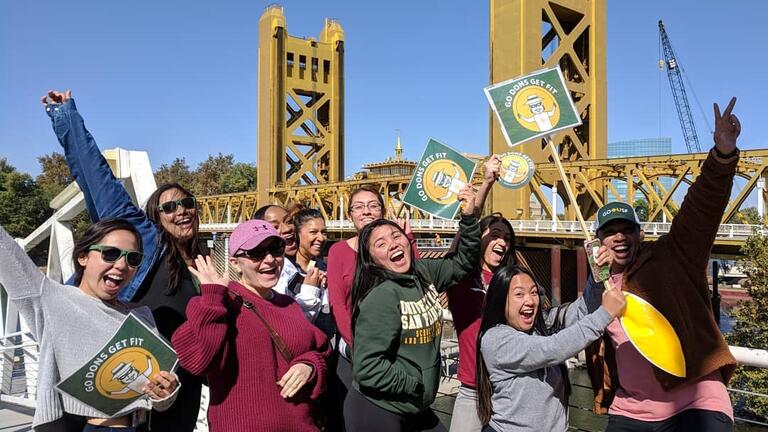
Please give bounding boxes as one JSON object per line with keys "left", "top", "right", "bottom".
{"left": 173, "top": 220, "right": 331, "bottom": 432}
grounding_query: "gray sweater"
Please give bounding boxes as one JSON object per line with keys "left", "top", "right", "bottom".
{"left": 0, "top": 226, "right": 176, "bottom": 429}
{"left": 480, "top": 297, "right": 612, "bottom": 432}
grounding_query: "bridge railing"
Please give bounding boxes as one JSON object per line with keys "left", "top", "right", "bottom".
{"left": 202, "top": 219, "right": 765, "bottom": 241}
{"left": 2, "top": 315, "right": 767, "bottom": 428}
{"left": 0, "top": 330, "right": 38, "bottom": 408}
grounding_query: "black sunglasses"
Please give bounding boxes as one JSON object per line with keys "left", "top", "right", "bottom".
{"left": 88, "top": 245, "right": 144, "bottom": 267}
{"left": 235, "top": 242, "right": 286, "bottom": 261}
{"left": 159, "top": 197, "right": 196, "bottom": 214}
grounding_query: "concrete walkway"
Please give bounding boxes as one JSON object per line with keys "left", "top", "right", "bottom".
{"left": 0, "top": 401, "right": 33, "bottom": 432}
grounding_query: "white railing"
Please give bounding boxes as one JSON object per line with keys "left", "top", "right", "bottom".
{"left": 0, "top": 330, "right": 38, "bottom": 408}
{"left": 202, "top": 219, "right": 765, "bottom": 241}
{"left": 2, "top": 317, "right": 767, "bottom": 428}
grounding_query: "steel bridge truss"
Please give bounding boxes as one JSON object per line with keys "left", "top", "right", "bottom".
{"left": 198, "top": 150, "right": 768, "bottom": 228}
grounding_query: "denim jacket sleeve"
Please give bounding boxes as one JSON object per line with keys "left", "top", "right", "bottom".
{"left": 45, "top": 99, "right": 159, "bottom": 301}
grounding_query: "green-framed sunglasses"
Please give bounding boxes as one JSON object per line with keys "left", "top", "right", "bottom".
{"left": 88, "top": 245, "right": 144, "bottom": 267}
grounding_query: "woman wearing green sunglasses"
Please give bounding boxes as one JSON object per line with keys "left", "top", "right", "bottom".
{"left": 0, "top": 218, "right": 179, "bottom": 431}
{"left": 42, "top": 90, "right": 205, "bottom": 431}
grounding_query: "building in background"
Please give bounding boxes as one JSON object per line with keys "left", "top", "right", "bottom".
{"left": 608, "top": 137, "right": 673, "bottom": 203}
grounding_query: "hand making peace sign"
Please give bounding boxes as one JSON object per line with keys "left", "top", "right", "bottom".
{"left": 713, "top": 97, "right": 740, "bottom": 155}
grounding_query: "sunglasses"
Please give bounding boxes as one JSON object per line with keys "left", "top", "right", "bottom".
{"left": 88, "top": 245, "right": 144, "bottom": 267}
{"left": 235, "top": 242, "right": 286, "bottom": 261}
{"left": 159, "top": 197, "right": 196, "bottom": 214}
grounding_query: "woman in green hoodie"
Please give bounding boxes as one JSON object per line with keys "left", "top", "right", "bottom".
{"left": 346, "top": 186, "right": 480, "bottom": 432}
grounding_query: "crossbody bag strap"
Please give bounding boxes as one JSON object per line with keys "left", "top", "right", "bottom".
{"left": 227, "top": 290, "right": 294, "bottom": 362}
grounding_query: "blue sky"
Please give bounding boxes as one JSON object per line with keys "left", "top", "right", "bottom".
{"left": 1, "top": 1, "right": 765, "bottom": 193}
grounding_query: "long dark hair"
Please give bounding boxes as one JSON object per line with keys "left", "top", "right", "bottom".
{"left": 479, "top": 213, "right": 516, "bottom": 268}
{"left": 294, "top": 208, "right": 324, "bottom": 235}
{"left": 351, "top": 219, "right": 425, "bottom": 331}
{"left": 446, "top": 213, "right": 516, "bottom": 277}
{"left": 72, "top": 218, "right": 143, "bottom": 286}
{"left": 293, "top": 208, "right": 325, "bottom": 256}
{"left": 475, "top": 265, "right": 551, "bottom": 425}
{"left": 145, "top": 182, "right": 204, "bottom": 294}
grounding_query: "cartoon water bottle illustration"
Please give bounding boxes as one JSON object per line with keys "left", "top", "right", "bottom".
{"left": 518, "top": 95, "right": 556, "bottom": 132}
{"left": 108, "top": 356, "right": 153, "bottom": 396}
{"left": 431, "top": 166, "right": 466, "bottom": 200}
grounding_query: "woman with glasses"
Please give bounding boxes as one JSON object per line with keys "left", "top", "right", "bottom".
{"left": 326, "top": 186, "right": 418, "bottom": 430}
{"left": 42, "top": 90, "right": 204, "bottom": 431}
{"left": 173, "top": 219, "right": 331, "bottom": 432}
{"left": 0, "top": 219, "right": 179, "bottom": 432}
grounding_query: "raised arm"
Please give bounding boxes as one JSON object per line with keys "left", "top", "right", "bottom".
{"left": 0, "top": 226, "right": 48, "bottom": 338}
{"left": 41, "top": 92, "right": 157, "bottom": 235}
{"left": 666, "top": 97, "right": 740, "bottom": 271}
{"left": 472, "top": 155, "right": 501, "bottom": 218}
{"left": 544, "top": 295, "right": 590, "bottom": 329}
{"left": 418, "top": 186, "right": 481, "bottom": 291}
{"left": 482, "top": 307, "right": 612, "bottom": 374}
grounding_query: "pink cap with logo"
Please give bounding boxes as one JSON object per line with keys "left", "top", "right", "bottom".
{"left": 228, "top": 219, "right": 282, "bottom": 257}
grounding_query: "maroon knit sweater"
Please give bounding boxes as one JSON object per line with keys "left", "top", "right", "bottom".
{"left": 172, "top": 282, "right": 330, "bottom": 432}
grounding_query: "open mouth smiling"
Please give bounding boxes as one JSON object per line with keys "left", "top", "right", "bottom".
{"left": 103, "top": 274, "right": 124, "bottom": 288}
{"left": 390, "top": 249, "right": 405, "bottom": 263}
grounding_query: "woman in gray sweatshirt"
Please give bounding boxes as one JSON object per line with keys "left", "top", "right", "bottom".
{"left": 476, "top": 266, "right": 625, "bottom": 432}
{"left": 0, "top": 219, "right": 178, "bottom": 431}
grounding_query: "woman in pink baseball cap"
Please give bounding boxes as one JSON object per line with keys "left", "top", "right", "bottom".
{"left": 172, "top": 219, "right": 331, "bottom": 432}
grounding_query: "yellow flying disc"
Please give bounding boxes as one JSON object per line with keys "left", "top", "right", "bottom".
{"left": 620, "top": 293, "right": 686, "bottom": 378}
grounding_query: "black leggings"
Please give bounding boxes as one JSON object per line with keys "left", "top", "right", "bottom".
{"left": 344, "top": 387, "right": 446, "bottom": 432}
{"left": 606, "top": 409, "right": 733, "bottom": 432}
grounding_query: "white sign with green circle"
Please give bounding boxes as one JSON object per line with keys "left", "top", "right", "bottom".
{"left": 498, "top": 152, "right": 535, "bottom": 189}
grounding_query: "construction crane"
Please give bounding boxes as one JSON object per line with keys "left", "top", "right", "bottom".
{"left": 658, "top": 20, "right": 702, "bottom": 153}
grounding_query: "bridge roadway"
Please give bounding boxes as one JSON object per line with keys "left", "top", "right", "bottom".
{"left": 200, "top": 220, "right": 763, "bottom": 256}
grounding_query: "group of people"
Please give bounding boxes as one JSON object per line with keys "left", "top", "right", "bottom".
{"left": 0, "top": 90, "right": 742, "bottom": 432}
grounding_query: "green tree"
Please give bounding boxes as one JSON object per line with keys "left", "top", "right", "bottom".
{"left": 633, "top": 198, "right": 649, "bottom": 222}
{"left": 633, "top": 197, "right": 677, "bottom": 222}
{"left": 36, "top": 152, "right": 91, "bottom": 237}
{"left": 153, "top": 154, "right": 253, "bottom": 196}
{"left": 36, "top": 152, "right": 73, "bottom": 201}
{"left": 154, "top": 158, "right": 194, "bottom": 191}
{"left": 0, "top": 159, "right": 51, "bottom": 238}
{"left": 192, "top": 153, "right": 235, "bottom": 196}
{"left": 730, "top": 207, "right": 762, "bottom": 225}
{"left": 726, "top": 231, "right": 768, "bottom": 421}
{"left": 219, "top": 162, "right": 257, "bottom": 193}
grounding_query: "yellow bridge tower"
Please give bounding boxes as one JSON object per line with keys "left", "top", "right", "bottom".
{"left": 257, "top": 5, "right": 345, "bottom": 205}
{"left": 490, "top": 0, "right": 607, "bottom": 220}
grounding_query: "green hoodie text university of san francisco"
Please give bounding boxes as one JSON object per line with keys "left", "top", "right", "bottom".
{"left": 352, "top": 214, "right": 481, "bottom": 414}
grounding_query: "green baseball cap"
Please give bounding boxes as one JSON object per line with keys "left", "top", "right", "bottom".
{"left": 594, "top": 201, "right": 641, "bottom": 232}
